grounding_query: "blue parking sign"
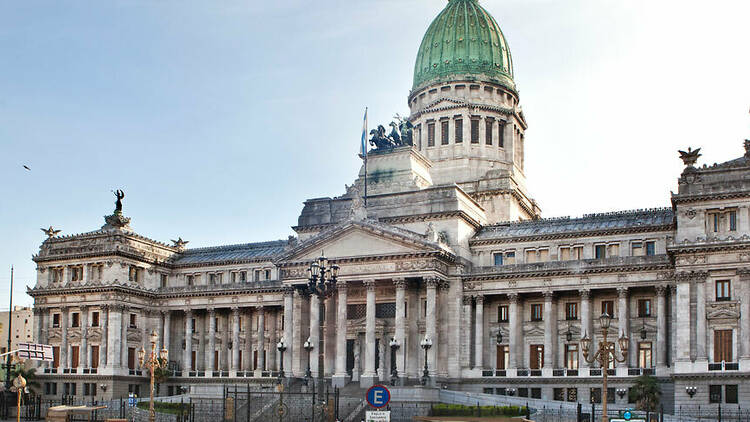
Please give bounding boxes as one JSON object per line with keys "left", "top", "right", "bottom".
{"left": 366, "top": 385, "right": 391, "bottom": 408}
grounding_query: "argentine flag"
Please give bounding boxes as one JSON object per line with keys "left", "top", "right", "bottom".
{"left": 360, "top": 107, "right": 368, "bottom": 158}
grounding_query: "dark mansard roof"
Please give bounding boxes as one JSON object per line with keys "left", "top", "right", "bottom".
{"left": 473, "top": 208, "right": 674, "bottom": 242}
{"left": 173, "top": 240, "right": 287, "bottom": 265}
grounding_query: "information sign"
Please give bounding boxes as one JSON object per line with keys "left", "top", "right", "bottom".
{"left": 365, "top": 410, "right": 391, "bottom": 422}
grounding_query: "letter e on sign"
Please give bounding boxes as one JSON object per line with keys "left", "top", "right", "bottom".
{"left": 366, "top": 385, "right": 391, "bottom": 409}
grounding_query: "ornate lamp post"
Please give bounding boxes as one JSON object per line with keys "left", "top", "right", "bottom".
{"left": 307, "top": 254, "right": 339, "bottom": 297}
{"left": 420, "top": 336, "right": 432, "bottom": 386}
{"left": 616, "top": 388, "right": 627, "bottom": 400}
{"left": 389, "top": 337, "right": 400, "bottom": 386}
{"left": 277, "top": 338, "right": 287, "bottom": 381}
{"left": 685, "top": 386, "right": 697, "bottom": 398}
{"left": 138, "top": 329, "right": 168, "bottom": 422}
{"left": 303, "top": 337, "right": 313, "bottom": 385}
{"left": 581, "top": 313, "right": 628, "bottom": 422}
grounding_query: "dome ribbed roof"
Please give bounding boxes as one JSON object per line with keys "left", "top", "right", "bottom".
{"left": 413, "top": 0, "right": 515, "bottom": 93}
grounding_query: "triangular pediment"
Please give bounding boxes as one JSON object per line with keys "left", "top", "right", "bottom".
{"left": 279, "top": 220, "right": 447, "bottom": 263}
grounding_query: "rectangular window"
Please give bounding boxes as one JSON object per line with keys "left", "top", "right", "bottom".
{"left": 191, "top": 318, "right": 196, "bottom": 333}
{"left": 525, "top": 249, "right": 536, "bottom": 263}
{"left": 498, "top": 122, "right": 505, "bottom": 147}
{"left": 254, "top": 270, "right": 261, "bottom": 281}
{"left": 729, "top": 211, "right": 737, "bottom": 231}
{"left": 498, "top": 305, "right": 509, "bottom": 323}
{"left": 91, "top": 346, "right": 99, "bottom": 369}
{"left": 631, "top": 242, "right": 643, "bottom": 256}
{"left": 493, "top": 253, "right": 503, "bottom": 266}
{"left": 71, "top": 346, "right": 79, "bottom": 369}
{"left": 471, "top": 119, "right": 479, "bottom": 143}
{"left": 531, "top": 304, "right": 543, "bottom": 321}
{"left": 441, "top": 120, "right": 449, "bottom": 145}
{"left": 645, "top": 241, "right": 655, "bottom": 256}
{"left": 530, "top": 345, "right": 544, "bottom": 369}
{"left": 129, "top": 266, "right": 139, "bottom": 282}
{"left": 455, "top": 119, "right": 463, "bottom": 143}
{"left": 590, "top": 388, "right": 602, "bottom": 404}
{"left": 52, "top": 346, "right": 60, "bottom": 368}
{"left": 713, "top": 213, "right": 720, "bottom": 233}
{"left": 726, "top": 385, "right": 738, "bottom": 404}
{"left": 91, "top": 312, "right": 99, "bottom": 327}
{"left": 504, "top": 251, "right": 516, "bottom": 265}
{"left": 601, "top": 301, "right": 614, "bottom": 317}
{"left": 638, "top": 342, "right": 652, "bottom": 368}
{"left": 71, "top": 312, "right": 80, "bottom": 328}
{"left": 53, "top": 313, "right": 60, "bottom": 328}
{"left": 714, "top": 329, "right": 733, "bottom": 363}
{"left": 427, "top": 122, "right": 435, "bottom": 147}
{"left": 595, "top": 244, "right": 606, "bottom": 259}
{"left": 565, "top": 303, "right": 578, "bottom": 320}
{"left": 607, "top": 243, "right": 619, "bottom": 257}
{"left": 531, "top": 388, "right": 542, "bottom": 399}
{"left": 240, "top": 271, "right": 247, "bottom": 282}
{"left": 565, "top": 344, "right": 579, "bottom": 369}
{"left": 572, "top": 246, "right": 583, "bottom": 260}
{"left": 496, "top": 345, "right": 508, "bottom": 369}
{"left": 129, "top": 313, "right": 137, "bottom": 328}
{"left": 538, "top": 249, "right": 549, "bottom": 262}
{"left": 187, "top": 275, "right": 194, "bottom": 286}
{"left": 716, "top": 280, "right": 731, "bottom": 301}
{"left": 637, "top": 299, "right": 652, "bottom": 317}
{"left": 560, "top": 247, "right": 570, "bottom": 261}
{"left": 709, "top": 385, "right": 722, "bottom": 403}
{"left": 265, "top": 269, "right": 271, "bottom": 280}
{"left": 209, "top": 273, "right": 216, "bottom": 284}
{"left": 416, "top": 124, "right": 422, "bottom": 149}
{"left": 161, "top": 274, "right": 168, "bottom": 288}
{"left": 127, "top": 347, "right": 136, "bottom": 369}
{"left": 485, "top": 119, "right": 493, "bottom": 145}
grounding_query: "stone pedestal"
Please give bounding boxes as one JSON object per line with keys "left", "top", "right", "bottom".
{"left": 356, "top": 146, "right": 433, "bottom": 196}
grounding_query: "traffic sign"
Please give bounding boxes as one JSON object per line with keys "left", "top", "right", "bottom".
{"left": 610, "top": 419, "right": 644, "bottom": 422}
{"left": 365, "top": 410, "right": 391, "bottom": 422}
{"left": 622, "top": 410, "right": 633, "bottom": 420}
{"left": 366, "top": 385, "right": 391, "bottom": 408}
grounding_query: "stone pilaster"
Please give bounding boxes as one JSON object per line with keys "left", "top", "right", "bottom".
{"left": 80, "top": 305, "right": 89, "bottom": 369}
{"left": 121, "top": 306, "right": 129, "bottom": 371}
{"left": 257, "top": 306, "right": 265, "bottom": 372}
{"left": 207, "top": 308, "right": 216, "bottom": 372}
{"left": 162, "top": 310, "right": 171, "bottom": 360}
{"left": 425, "top": 277, "right": 439, "bottom": 377}
{"left": 695, "top": 276, "right": 708, "bottom": 363}
{"left": 231, "top": 307, "right": 240, "bottom": 372}
{"left": 100, "top": 305, "right": 109, "bottom": 369}
{"left": 543, "top": 291, "right": 554, "bottom": 373}
{"left": 184, "top": 309, "right": 193, "bottom": 371}
{"left": 394, "top": 279, "right": 406, "bottom": 378}
{"left": 508, "top": 293, "right": 519, "bottom": 373}
{"left": 617, "top": 286, "right": 629, "bottom": 369}
{"left": 310, "top": 294, "right": 320, "bottom": 377}
{"left": 474, "top": 295, "right": 484, "bottom": 369}
{"left": 579, "top": 289, "right": 591, "bottom": 371}
{"left": 656, "top": 285, "right": 668, "bottom": 370}
{"left": 283, "top": 289, "right": 294, "bottom": 375}
{"left": 60, "top": 307, "right": 69, "bottom": 369}
{"left": 740, "top": 269, "right": 750, "bottom": 364}
{"left": 361, "top": 280, "right": 378, "bottom": 387}
{"left": 333, "top": 282, "right": 349, "bottom": 387}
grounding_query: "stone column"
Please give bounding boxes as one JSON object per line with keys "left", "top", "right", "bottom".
{"left": 324, "top": 296, "right": 336, "bottom": 376}
{"left": 184, "top": 309, "right": 193, "bottom": 371}
{"left": 310, "top": 293, "right": 320, "bottom": 377}
{"left": 333, "top": 282, "right": 349, "bottom": 387}
{"left": 163, "top": 311, "right": 171, "bottom": 360}
{"left": 426, "top": 278, "right": 438, "bottom": 377}
{"left": 207, "top": 308, "right": 216, "bottom": 372}
{"left": 361, "top": 280, "right": 377, "bottom": 387}
{"left": 141, "top": 310, "right": 150, "bottom": 357}
{"left": 656, "top": 285, "right": 668, "bottom": 370}
{"left": 157, "top": 312, "right": 165, "bottom": 352}
{"left": 121, "top": 307, "right": 129, "bottom": 371}
{"left": 475, "top": 295, "right": 484, "bottom": 369}
{"left": 617, "top": 287, "right": 629, "bottom": 368}
{"left": 543, "top": 291, "right": 554, "bottom": 372}
{"left": 669, "top": 285, "right": 677, "bottom": 367}
{"left": 579, "top": 290, "right": 591, "bottom": 370}
{"left": 244, "top": 309, "right": 253, "bottom": 371}
{"left": 268, "top": 309, "right": 277, "bottom": 371}
{"left": 674, "top": 273, "right": 692, "bottom": 371}
{"left": 60, "top": 307, "right": 69, "bottom": 369}
{"left": 508, "top": 293, "right": 519, "bottom": 372}
{"left": 232, "top": 307, "right": 240, "bottom": 371}
{"left": 695, "top": 276, "right": 708, "bottom": 363}
{"left": 257, "top": 306, "right": 265, "bottom": 371}
{"left": 80, "top": 305, "right": 89, "bottom": 368}
{"left": 100, "top": 305, "right": 108, "bottom": 368}
{"left": 462, "top": 296, "right": 472, "bottom": 369}
{"left": 394, "top": 279, "right": 406, "bottom": 378}
{"left": 283, "top": 289, "right": 294, "bottom": 375}
{"left": 740, "top": 270, "right": 750, "bottom": 366}
{"left": 33, "top": 308, "right": 43, "bottom": 345}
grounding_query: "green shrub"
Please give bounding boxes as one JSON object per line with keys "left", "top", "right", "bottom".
{"left": 136, "top": 401, "right": 190, "bottom": 415}
{"left": 431, "top": 403, "right": 526, "bottom": 417}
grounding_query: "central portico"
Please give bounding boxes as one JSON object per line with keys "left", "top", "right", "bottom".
{"left": 277, "top": 219, "right": 457, "bottom": 388}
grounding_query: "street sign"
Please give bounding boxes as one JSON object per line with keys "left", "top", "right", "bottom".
{"left": 365, "top": 411, "right": 391, "bottom": 422}
{"left": 366, "top": 385, "right": 391, "bottom": 409}
{"left": 128, "top": 394, "right": 137, "bottom": 407}
{"left": 622, "top": 410, "right": 633, "bottom": 420}
{"left": 16, "top": 343, "right": 54, "bottom": 361}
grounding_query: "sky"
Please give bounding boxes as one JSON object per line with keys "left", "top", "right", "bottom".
{"left": 1, "top": 0, "right": 749, "bottom": 308}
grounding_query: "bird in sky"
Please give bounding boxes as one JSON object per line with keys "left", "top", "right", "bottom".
{"left": 23, "top": 165, "right": 30, "bottom": 171}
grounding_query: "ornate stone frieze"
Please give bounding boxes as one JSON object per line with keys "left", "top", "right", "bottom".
{"left": 706, "top": 302, "right": 740, "bottom": 320}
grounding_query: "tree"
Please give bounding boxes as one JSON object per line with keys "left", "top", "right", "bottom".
{"left": 629, "top": 375, "right": 661, "bottom": 412}
{"left": 152, "top": 358, "right": 170, "bottom": 396}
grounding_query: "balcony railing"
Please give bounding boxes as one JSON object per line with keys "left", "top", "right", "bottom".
{"left": 709, "top": 362, "right": 739, "bottom": 371}
{"left": 530, "top": 370, "right": 542, "bottom": 377}
{"left": 516, "top": 369, "right": 530, "bottom": 376}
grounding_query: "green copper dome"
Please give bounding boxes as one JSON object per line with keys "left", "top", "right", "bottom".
{"left": 413, "top": 0, "right": 515, "bottom": 92}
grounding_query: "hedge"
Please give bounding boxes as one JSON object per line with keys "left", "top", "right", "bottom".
{"left": 432, "top": 403, "right": 527, "bottom": 417}
{"left": 136, "top": 401, "right": 190, "bottom": 415}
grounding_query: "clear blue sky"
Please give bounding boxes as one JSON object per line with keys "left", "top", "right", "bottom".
{"left": 1, "top": 0, "right": 749, "bottom": 307}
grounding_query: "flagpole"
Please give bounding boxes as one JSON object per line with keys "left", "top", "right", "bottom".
{"left": 4, "top": 266, "right": 13, "bottom": 391}
{"left": 362, "top": 107, "right": 368, "bottom": 208}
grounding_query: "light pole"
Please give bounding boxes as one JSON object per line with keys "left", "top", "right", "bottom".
{"left": 303, "top": 337, "right": 313, "bottom": 386}
{"left": 420, "top": 336, "right": 432, "bottom": 386}
{"left": 581, "top": 313, "right": 628, "bottom": 422}
{"left": 685, "top": 386, "right": 697, "bottom": 398}
{"left": 138, "top": 329, "right": 168, "bottom": 422}
{"left": 306, "top": 254, "right": 339, "bottom": 297}
{"left": 277, "top": 338, "right": 287, "bottom": 382}
{"left": 389, "top": 337, "right": 400, "bottom": 386}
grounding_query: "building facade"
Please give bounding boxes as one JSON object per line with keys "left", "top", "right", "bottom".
{"left": 0, "top": 306, "right": 34, "bottom": 356}
{"left": 28, "top": 0, "right": 749, "bottom": 411}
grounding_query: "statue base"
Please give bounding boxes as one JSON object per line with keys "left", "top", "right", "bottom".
{"left": 358, "top": 146, "right": 433, "bottom": 196}
{"left": 102, "top": 213, "right": 131, "bottom": 231}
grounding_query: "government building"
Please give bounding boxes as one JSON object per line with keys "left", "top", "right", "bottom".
{"left": 29, "top": 0, "right": 750, "bottom": 412}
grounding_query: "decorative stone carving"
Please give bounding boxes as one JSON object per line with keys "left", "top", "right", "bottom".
{"left": 474, "top": 295, "right": 484, "bottom": 304}
{"left": 579, "top": 289, "right": 590, "bottom": 300}
{"left": 462, "top": 296, "right": 472, "bottom": 305}
{"left": 706, "top": 302, "right": 740, "bottom": 320}
{"left": 507, "top": 292, "right": 519, "bottom": 303}
{"left": 393, "top": 278, "right": 407, "bottom": 289}
{"left": 655, "top": 285, "right": 667, "bottom": 296}
{"left": 363, "top": 280, "right": 376, "bottom": 291}
{"left": 617, "top": 286, "right": 628, "bottom": 298}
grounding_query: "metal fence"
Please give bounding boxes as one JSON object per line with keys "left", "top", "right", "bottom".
{"left": 224, "top": 383, "right": 341, "bottom": 422}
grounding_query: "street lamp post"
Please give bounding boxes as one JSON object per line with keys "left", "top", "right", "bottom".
{"left": 303, "top": 337, "right": 313, "bottom": 386}
{"left": 306, "top": 254, "right": 339, "bottom": 297}
{"left": 581, "top": 313, "right": 628, "bottom": 422}
{"left": 138, "top": 329, "right": 169, "bottom": 422}
{"left": 389, "top": 337, "right": 400, "bottom": 386}
{"left": 420, "top": 336, "right": 432, "bottom": 386}
{"left": 276, "top": 338, "right": 287, "bottom": 382}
